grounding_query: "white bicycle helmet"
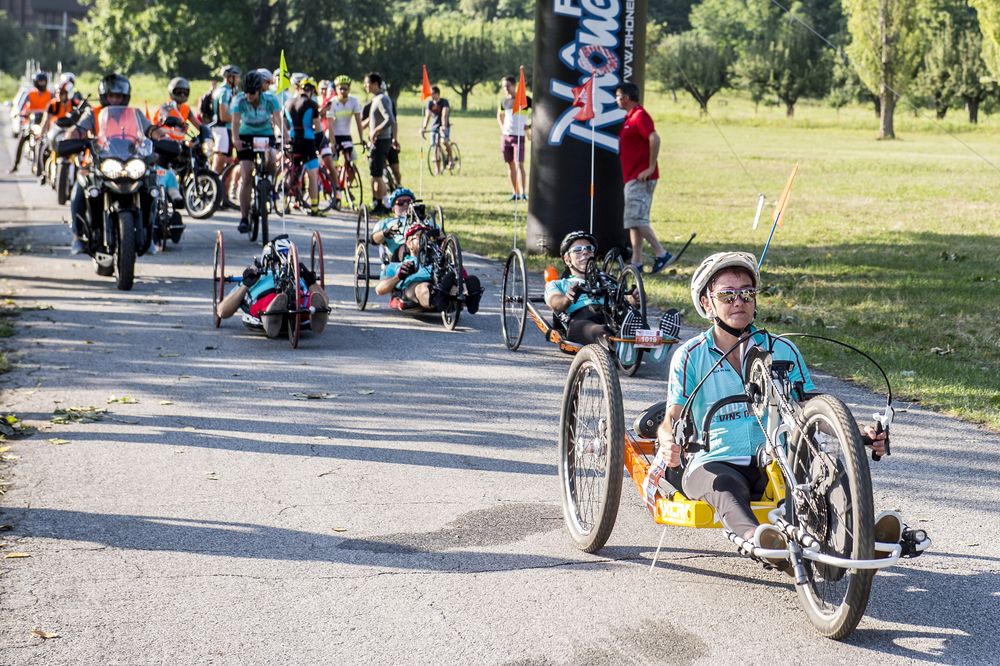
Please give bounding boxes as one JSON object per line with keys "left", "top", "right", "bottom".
{"left": 690, "top": 251, "right": 759, "bottom": 320}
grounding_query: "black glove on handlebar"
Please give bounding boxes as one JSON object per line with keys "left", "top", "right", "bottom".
{"left": 396, "top": 260, "right": 416, "bottom": 280}
{"left": 242, "top": 266, "right": 261, "bottom": 288}
{"left": 299, "top": 264, "right": 317, "bottom": 288}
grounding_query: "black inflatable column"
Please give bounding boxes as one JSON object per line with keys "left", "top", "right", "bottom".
{"left": 527, "top": 0, "right": 648, "bottom": 256}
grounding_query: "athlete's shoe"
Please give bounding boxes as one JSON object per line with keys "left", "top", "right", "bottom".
{"left": 874, "top": 510, "right": 903, "bottom": 558}
{"left": 237, "top": 217, "right": 250, "bottom": 234}
{"left": 309, "top": 289, "right": 329, "bottom": 334}
{"left": 651, "top": 252, "right": 674, "bottom": 274}
{"left": 262, "top": 293, "right": 287, "bottom": 338}
{"left": 754, "top": 524, "right": 792, "bottom": 573}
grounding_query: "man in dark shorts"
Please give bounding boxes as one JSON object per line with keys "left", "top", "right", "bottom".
{"left": 363, "top": 72, "right": 395, "bottom": 214}
{"left": 283, "top": 77, "right": 325, "bottom": 216}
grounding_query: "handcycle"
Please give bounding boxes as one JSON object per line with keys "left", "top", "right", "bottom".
{"left": 352, "top": 202, "right": 464, "bottom": 330}
{"left": 501, "top": 250, "right": 679, "bottom": 377}
{"left": 558, "top": 335, "right": 932, "bottom": 639}
{"left": 426, "top": 132, "right": 461, "bottom": 176}
{"left": 212, "top": 230, "right": 328, "bottom": 348}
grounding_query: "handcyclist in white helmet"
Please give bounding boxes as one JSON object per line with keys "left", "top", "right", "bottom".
{"left": 644, "top": 251, "right": 896, "bottom": 570}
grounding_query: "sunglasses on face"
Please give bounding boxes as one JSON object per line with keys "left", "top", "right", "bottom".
{"left": 567, "top": 245, "right": 595, "bottom": 255}
{"left": 712, "top": 288, "right": 758, "bottom": 304}
{"left": 395, "top": 199, "right": 413, "bottom": 207}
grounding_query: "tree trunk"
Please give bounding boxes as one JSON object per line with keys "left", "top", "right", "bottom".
{"left": 879, "top": 92, "right": 896, "bottom": 139}
{"left": 785, "top": 100, "right": 795, "bottom": 118}
{"left": 460, "top": 86, "right": 472, "bottom": 111}
{"left": 874, "top": 97, "right": 881, "bottom": 117}
{"left": 967, "top": 98, "right": 979, "bottom": 124}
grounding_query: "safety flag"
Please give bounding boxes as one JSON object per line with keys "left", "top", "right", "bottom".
{"left": 421, "top": 65, "right": 432, "bottom": 101}
{"left": 276, "top": 49, "right": 291, "bottom": 93}
{"left": 513, "top": 65, "right": 529, "bottom": 115}
{"left": 570, "top": 75, "right": 595, "bottom": 122}
{"left": 772, "top": 163, "right": 798, "bottom": 227}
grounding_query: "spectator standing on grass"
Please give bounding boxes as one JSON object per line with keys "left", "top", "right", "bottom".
{"left": 615, "top": 82, "right": 672, "bottom": 274}
{"left": 497, "top": 75, "right": 531, "bottom": 201}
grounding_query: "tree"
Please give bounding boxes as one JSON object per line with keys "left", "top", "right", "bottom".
{"left": 648, "top": 0, "right": 699, "bottom": 32}
{"left": 651, "top": 31, "right": 731, "bottom": 113}
{"left": 828, "top": 50, "right": 882, "bottom": 116}
{"left": 435, "top": 29, "right": 502, "bottom": 111}
{"left": 357, "top": 18, "right": 434, "bottom": 109}
{"left": 843, "top": 0, "right": 927, "bottom": 139}
{"left": 0, "top": 11, "right": 26, "bottom": 73}
{"left": 954, "top": 23, "right": 997, "bottom": 122}
{"left": 971, "top": 0, "right": 1000, "bottom": 79}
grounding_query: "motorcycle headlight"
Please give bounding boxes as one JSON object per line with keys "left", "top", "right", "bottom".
{"left": 100, "top": 159, "right": 125, "bottom": 179}
{"left": 30, "top": 124, "right": 42, "bottom": 134}
{"left": 124, "top": 159, "right": 146, "bottom": 180}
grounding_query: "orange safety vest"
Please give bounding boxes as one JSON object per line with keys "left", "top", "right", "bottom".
{"left": 24, "top": 89, "right": 54, "bottom": 113}
{"left": 154, "top": 102, "right": 192, "bottom": 142}
{"left": 47, "top": 99, "right": 74, "bottom": 120}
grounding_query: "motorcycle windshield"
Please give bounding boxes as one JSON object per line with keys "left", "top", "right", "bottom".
{"left": 96, "top": 106, "right": 152, "bottom": 160}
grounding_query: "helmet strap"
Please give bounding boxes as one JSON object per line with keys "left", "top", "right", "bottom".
{"left": 714, "top": 315, "right": 751, "bottom": 338}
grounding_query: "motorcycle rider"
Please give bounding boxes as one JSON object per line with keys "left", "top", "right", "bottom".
{"left": 153, "top": 77, "right": 212, "bottom": 209}
{"left": 66, "top": 73, "right": 168, "bottom": 254}
{"left": 10, "top": 72, "right": 53, "bottom": 173}
{"left": 39, "top": 80, "right": 81, "bottom": 185}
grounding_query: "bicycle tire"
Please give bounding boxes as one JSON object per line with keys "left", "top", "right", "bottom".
{"left": 310, "top": 231, "right": 325, "bottom": 289}
{"left": 449, "top": 143, "right": 461, "bottom": 175}
{"left": 212, "top": 231, "right": 225, "bottom": 328}
{"left": 441, "top": 235, "right": 463, "bottom": 330}
{"left": 559, "top": 344, "right": 625, "bottom": 553}
{"left": 614, "top": 265, "right": 646, "bottom": 377}
{"left": 259, "top": 178, "right": 270, "bottom": 245}
{"left": 346, "top": 162, "right": 363, "bottom": 210}
{"left": 501, "top": 248, "right": 528, "bottom": 351}
{"left": 791, "top": 394, "right": 875, "bottom": 640}
{"left": 288, "top": 244, "right": 301, "bottom": 349}
{"left": 353, "top": 242, "right": 370, "bottom": 311}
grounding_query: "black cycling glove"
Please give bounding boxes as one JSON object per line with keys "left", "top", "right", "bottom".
{"left": 299, "top": 264, "right": 317, "bottom": 288}
{"left": 397, "top": 260, "right": 416, "bottom": 280}
{"left": 242, "top": 265, "right": 261, "bottom": 288}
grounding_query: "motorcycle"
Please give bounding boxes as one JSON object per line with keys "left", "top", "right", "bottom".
{"left": 48, "top": 99, "right": 91, "bottom": 204}
{"left": 171, "top": 125, "right": 222, "bottom": 219}
{"left": 56, "top": 107, "right": 184, "bottom": 290}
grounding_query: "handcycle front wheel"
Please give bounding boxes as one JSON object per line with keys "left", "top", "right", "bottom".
{"left": 615, "top": 264, "right": 646, "bottom": 377}
{"left": 790, "top": 393, "right": 875, "bottom": 640}
{"left": 559, "top": 344, "right": 625, "bottom": 553}
{"left": 310, "top": 231, "right": 326, "bottom": 289}
{"left": 440, "top": 234, "right": 464, "bottom": 331}
{"left": 353, "top": 242, "right": 370, "bottom": 311}
{"left": 212, "top": 231, "right": 225, "bottom": 328}
{"left": 288, "top": 243, "right": 302, "bottom": 349}
{"left": 501, "top": 248, "right": 527, "bottom": 351}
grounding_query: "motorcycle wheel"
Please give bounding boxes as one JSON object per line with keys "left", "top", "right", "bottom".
{"left": 184, "top": 170, "right": 222, "bottom": 220}
{"left": 57, "top": 163, "right": 74, "bottom": 206}
{"left": 115, "top": 211, "right": 137, "bottom": 291}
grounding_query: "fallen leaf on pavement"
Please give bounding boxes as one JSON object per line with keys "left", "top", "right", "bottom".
{"left": 159, "top": 353, "right": 180, "bottom": 358}
{"left": 356, "top": 390, "right": 375, "bottom": 396}
{"left": 51, "top": 406, "right": 106, "bottom": 424}
{"left": 204, "top": 346, "right": 217, "bottom": 350}
{"left": 47, "top": 438, "right": 71, "bottom": 445}
{"left": 31, "top": 629, "right": 60, "bottom": 640}
{"left": 331, "top": 527, "right": 348, "bottom": 532}
{"left": 0, "top": 446, "right": 10, "bottom": 454}
{"left": 0, "top": 524, "right": 11, "bottom": 531}
{"left": 205, "top": 472, "right": 219, "bottom": 481}
{"left": 181, "top": 426, "right": 196, "bottom": 432}
{"left": 290, "top": 392, "right": 338, "bottom": 400}
{"left": 107, "top": 395, "right": 139, "bottom": 404}
{"left": 159, "top": 400, "right": 174, "bottom": 406}
{"left": 4, "top": 552, "right": 31, "bottom": 559}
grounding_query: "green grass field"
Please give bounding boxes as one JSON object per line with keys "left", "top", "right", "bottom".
{"left": 391, "top": 88, "right": 1000, "bottom": 431}
{"left": 5, "top": 72, "right": 999, "bottom": 429}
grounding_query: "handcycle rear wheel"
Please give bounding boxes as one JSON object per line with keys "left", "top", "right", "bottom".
{"left": 310, "top": 231, "right": 325, "bottom": 289}
{"left": 790, "top": 394, "right": 875, "bottom": 640}
{"left": 288, "top": 244, "right": 302, "bottom": 349}
{"left": 353, "top": 242, "right": 370, "bottom": 311}
{"left": 212, "top": 231, "right": 225, "bottom": 328}
{"left": 440, "top": 235, "right": 464, "bottom": 331}
{"left": 501, "top": 248, "right": 527, "bottom": 351}
{"left": 615, "top": 264, "right": 646, "bottom": 377}
{"left": 559, "top": 344, "right": 625, "bottom": 553}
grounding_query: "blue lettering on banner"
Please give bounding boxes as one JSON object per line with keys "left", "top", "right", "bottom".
{"left": 548, "top": 0, "right": 634, "bottom": 153}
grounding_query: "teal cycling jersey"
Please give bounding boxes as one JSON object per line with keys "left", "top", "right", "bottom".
{"left": 213, "top": 84, "right": 235, "bottom": 129}
{"left": 381, "top": 255, "right": 432, "bottom": 290}
{"left": 544, "top": 276, "right": 603, "bottom": 316}
{"left": 667, "top": 326, "right": 815, "bottom": 472}
{"left": 373, "top": 216, "right": 408, "bottom": 259}
{"left": 232, "top": 93, "right": 281, "bottom": 136}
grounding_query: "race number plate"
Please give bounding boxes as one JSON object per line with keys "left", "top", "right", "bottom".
{"left": 252, "top": 137, "right": 269, "bottom": 152}
{"left": 634, "top": 329, "right": 662, "bottom": 349}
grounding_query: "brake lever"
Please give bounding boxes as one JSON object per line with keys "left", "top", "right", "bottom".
{"left": 871, "top": 403, "right": 894, "bottom": 461}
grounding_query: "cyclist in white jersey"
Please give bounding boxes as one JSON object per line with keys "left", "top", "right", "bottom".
{"left": 324, "top": 75, "right": 364, "bottom": 164}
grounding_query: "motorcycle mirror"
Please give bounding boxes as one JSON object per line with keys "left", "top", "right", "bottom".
{"left": 163, "top": 117, "right": 184, "bottom": 129}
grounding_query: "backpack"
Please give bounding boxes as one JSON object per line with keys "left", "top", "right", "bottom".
{"left": 198, "top": 89, "right": 215, "bottom": 123}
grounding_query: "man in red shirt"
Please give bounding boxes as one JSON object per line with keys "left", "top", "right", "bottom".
{"left": 615, "top": 82, "right": 672, "bottom": 274}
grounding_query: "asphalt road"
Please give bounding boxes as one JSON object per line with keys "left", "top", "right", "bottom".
{"left": 1, "top": 119, "right": 998, "bottom": 665}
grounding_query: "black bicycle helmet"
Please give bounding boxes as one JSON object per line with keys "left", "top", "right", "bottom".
{"left": 98, "top": 73, "right": 131, "bottom": 106}
{"left": 244, "top": 71, "right": 265, "bottom": 95}
{"left": 33, "top": 72, "right": 49, "bottom": 90}
{"left": 220, "top": 64, "right": 242, "bottom": 78}
{"left": 559, "top": 231, "right": 597, "bottom": 256}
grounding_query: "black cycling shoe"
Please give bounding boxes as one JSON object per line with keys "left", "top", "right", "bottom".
{"left": 237, "top": 217, "right": 250, "bottom": 234}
